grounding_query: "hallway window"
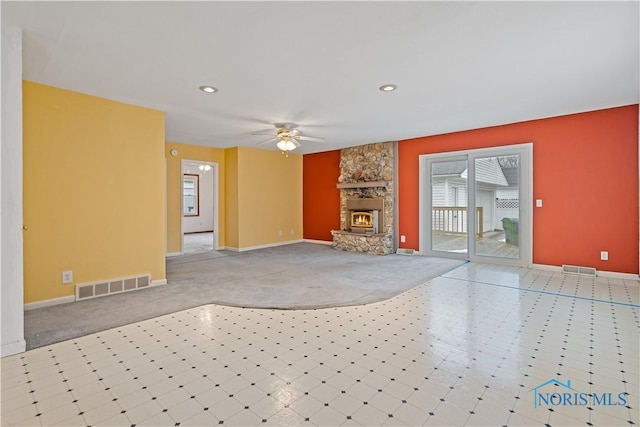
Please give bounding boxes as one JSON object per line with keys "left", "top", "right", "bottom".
{"left": 183, "top": 174, "right": 199, "bottom": 216}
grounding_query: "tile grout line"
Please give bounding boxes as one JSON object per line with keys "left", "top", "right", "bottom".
{"left": 440, "top": 274, "right": 640, "bottom": 308}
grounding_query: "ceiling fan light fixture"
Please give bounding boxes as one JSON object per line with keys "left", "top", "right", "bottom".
{"left": 199, "top": 85, "right": 218, "bottom": 93}
{"left": 277, "top": 139, "right": 297, "bottom": 152}
{"left": 379, "top": 84, "right": 398, "bottom": 92}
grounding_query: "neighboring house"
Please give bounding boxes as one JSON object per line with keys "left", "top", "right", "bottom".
{"left": 431, "top": 158, "right": 508, "bottom": 233}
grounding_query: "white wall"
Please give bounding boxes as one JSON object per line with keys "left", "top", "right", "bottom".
{"left": 183, "top": 165, "right": 214, "bottom": 234}
{"left": 1, "top": 26, "right": 26, "bottom": 357}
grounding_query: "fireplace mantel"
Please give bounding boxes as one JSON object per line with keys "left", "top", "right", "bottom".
{"left": 336, "top": 181, "right": 389, "bottom": 189}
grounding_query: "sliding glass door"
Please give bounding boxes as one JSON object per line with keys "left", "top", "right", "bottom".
{"left": 421, "top": 145, "right": 531, "bottom": 266}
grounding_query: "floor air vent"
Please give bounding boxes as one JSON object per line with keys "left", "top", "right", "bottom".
{"left": 561, "top": 265, "right": 597, "bottom": 277}
{"left": 76, "top": 274, "right": 151, "bottom": 301}
{"left": 396, "top": 248, "right": 416, "bottom": 255}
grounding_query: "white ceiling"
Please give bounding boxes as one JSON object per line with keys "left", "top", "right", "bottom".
{"left": 3, "top": 1, "right": 638, "bottom": 154}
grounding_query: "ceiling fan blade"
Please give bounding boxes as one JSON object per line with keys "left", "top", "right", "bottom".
{"left": 297, "top": 135, "right": 325, "bottom": 142}
{"left": 256, "top": 137, "right": 279, "bottom": 145}
{"left": 251, "top": 129, "right": 277, "bottom": 135}
{"left": 274, "top": 122, "right": 299, "bottom": 130}
{"left": 252, "top": 122, "right": 323, "bottom": 147}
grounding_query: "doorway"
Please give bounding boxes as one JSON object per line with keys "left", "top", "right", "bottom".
{"left": 181, "top": 160, "right": 219, "bottom": 254}
{"left": 419, "top": 144, "right": 532, "bottom": 266}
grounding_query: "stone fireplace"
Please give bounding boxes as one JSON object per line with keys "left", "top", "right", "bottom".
{"left": 331, "top": 142, "right": 395, "bottom": 255}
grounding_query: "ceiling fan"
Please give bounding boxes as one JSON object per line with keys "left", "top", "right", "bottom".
{"left": 253, "top": 122, "right": 324, "bottom": 153}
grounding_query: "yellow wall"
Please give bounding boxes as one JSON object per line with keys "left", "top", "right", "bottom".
{"left": 23, "top": 83, "right": 303, "bottom": 303}
{"left": 23, "top": 81, "right": 166, "bottom": 303}
{"left": 165, "top": 142, "right": 226, "bottom": 253}
{"left": 226, "top": 147, "right": 303, "bottom": 250}
{"left": 224, "top": 148, "right": 240, "bottom": 250}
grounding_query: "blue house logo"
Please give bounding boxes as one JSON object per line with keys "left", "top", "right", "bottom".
{"left": 529, "top": 378, "right": 579, "bottom": 408}
{"left": 529, "top": 378, "right": 627, "bottom": 408}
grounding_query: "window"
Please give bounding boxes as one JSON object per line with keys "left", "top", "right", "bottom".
{"left": 183, "top": 174, "right": 199, "bottom": 216}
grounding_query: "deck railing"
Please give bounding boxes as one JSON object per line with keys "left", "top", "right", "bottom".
{"left": 432, "top": 206, "right": 483, "bottom": 237}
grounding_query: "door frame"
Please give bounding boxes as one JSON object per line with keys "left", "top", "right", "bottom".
{"left": 180, "top": 159, "right": 220, "bottom": 252}
{"left": 419, "top": 143, "right": 533, "bottom": 267}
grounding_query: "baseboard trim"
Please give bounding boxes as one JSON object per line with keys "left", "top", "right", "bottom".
{"left": 1, "top": 339, "right": 26, "bottom": 357}
{"left": 532, "top": 263, "right": 639, "bottom": 281}
{"left": 152, "top": 279, "right": 167, "bottom": 287}
{"left": 597, "top": 270, "right": 639, "bottom": 280}
{"left": 24, "top": 295, "right": 75, "bottom": 311}
{"left": 226, "top": 239, "right": 304, "bottom": 252}
{"left": 166, "top": 252, "right": 183, "bottom": 257}
{"left": 303, "top": 239, "right": 332, "bottom": 246}
{"left": 532, "top": 263, "right": 562, "bottom": 272}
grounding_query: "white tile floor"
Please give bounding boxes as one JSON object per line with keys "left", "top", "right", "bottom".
{"left": 2, "top": 263, "right": 638, "bottom": 426}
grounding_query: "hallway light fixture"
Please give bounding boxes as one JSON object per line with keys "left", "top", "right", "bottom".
{"left": 198, "top": 164, "right": 212, "bottom": 172}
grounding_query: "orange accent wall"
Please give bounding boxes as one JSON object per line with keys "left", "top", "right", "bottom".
{"left": 303, "top": 150, "right": 341, "bottom": 241}
{"left": 398, "top": 105, "right": 639, "bottom": 274}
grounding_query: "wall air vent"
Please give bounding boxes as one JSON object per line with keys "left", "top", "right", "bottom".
{"left": 561, "top": 265, "right": 597, "bottom": 277}
{"left": 76, "top": 274, "right": 151, "bottom": 301}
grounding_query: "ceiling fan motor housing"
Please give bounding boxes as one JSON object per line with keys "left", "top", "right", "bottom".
{"left": 276, "top": 128, "right": 300, "bottom": 141}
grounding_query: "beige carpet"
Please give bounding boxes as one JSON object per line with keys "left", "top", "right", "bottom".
{"left": 24, "top": 243, "right": 465, "bottom": 349}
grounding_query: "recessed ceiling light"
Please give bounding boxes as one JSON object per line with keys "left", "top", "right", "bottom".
{"left": 379, "top": 84, "right": 398, "bottom": 92}
{"left": 199, "top": 85, "right": 218, "bottom": 93}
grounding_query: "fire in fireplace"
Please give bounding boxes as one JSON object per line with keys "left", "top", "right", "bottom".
{"left": 346, "top": 198, "right": 384, "bottom": 234}
{"left": 351, "top": 211, "right": 374, "bottom": 228}
{"left": 349, "top": 210, "right": 379, "bottom": 233}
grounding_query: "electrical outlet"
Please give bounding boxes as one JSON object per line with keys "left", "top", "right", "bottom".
{"left": 278, "top": 230, "right": 283, "bottom": 236}
{"left": 536, "top": 199, "right": 543, "bottom": 207}
{"left": 600, "top": 251, "right": 608, "bottom": 261}
{"left": 290, "top": 229, "right": 294, "bottom": 235}
{"left": 62, "top": 270, "right": 73, "bottom": 284}
{"left": 400, "top": 235, "right": 406, "bottom": 243}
